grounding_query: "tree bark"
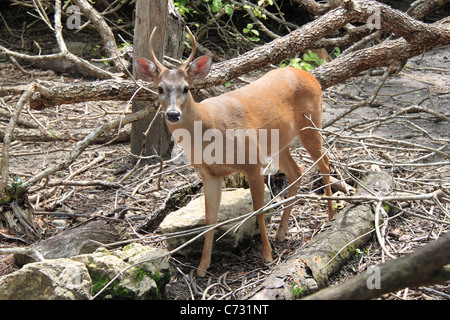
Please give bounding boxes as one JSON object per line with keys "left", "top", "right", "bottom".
{"left": 196, "top": 0, "right": 450, "bottom": 88}
{"left": 303, "top": 232, "right": 450, "bottom": 300}
{"left": 292, "top": 0, "right": 345, "bottom": 15}
{"left": 14, "top": 220, "right": 127, "bottom": 266}
{"left": 165, "top": 0, "right": 185, "bottom": 60}
{"left": 72, "top": 0, "right": 129, "bottom": 74}
{"left": 131, "top": 0, "right": 171, "bottom": 159}
{"left": 27, "top": 79, "right": 157, "bottom": 110}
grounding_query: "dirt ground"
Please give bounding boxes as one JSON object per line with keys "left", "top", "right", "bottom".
{"left": 0, "top": 43, "right": 449, "bottom": 300}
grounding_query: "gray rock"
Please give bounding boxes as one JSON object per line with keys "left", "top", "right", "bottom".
{"left": 72, "top": 244, "right": 170, "bottom": 300}
{"left": 0, "top": 243, "right": 170, "bottom": 300}
{"left": 160, "top": 188, "right": 272, "bottom": 256}
{"left": 0, "top": 258, "right": 92, "bottom": 300}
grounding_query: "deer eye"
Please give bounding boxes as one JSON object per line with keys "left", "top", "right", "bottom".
{"left": 157, "top": 86, "right": 164, "bottom": 94}
{"left": 183, "top": 86, "right": 189, "bottom": 94}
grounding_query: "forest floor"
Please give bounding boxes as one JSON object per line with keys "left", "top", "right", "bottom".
{"left": 0, "top": 42, "right": 449, "bottom": 300}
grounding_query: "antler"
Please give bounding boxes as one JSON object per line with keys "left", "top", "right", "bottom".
{"left": 180, "top": 27, "right": 197, "bottom": 70}
{"left": 148, "top": 27, "right": 165, "bottom": 72}
{"left": 148, "top": 26, "right": 196, "bottom": 71}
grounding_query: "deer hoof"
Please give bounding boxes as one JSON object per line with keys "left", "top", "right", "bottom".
{"left": 196, "top": 267, "right": 208, "bottom": 277}
{"left": 275, "top": 228, "right": 287, "bottom": 243}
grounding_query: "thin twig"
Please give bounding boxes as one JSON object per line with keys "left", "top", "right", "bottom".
{"left": 1, "top": 86, "right": 34, "bottom": 194}
{"left": 19, "top": 103, "right": 156, "bottom": 191}
{"left": 375, "top": 201, "right": 397, "bottom": 260}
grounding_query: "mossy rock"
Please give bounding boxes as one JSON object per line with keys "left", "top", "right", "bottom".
{"left": 72, "top": 244, "right": 170, "bottom": 300}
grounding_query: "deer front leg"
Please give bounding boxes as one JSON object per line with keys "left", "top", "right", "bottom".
{"left": 197, "top": 175, "right": 223, "bottom": 277}
{"left": 248, "top": 172, "right": 272, "bottom": 264}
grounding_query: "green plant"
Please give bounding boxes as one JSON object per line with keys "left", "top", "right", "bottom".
{"left": 280, "top": 56, "right": 314, "bottom": 72}
{"left": 48, "top": 125, "right": 61, "bottom": 139}
{"left": 292, "top": 279, "right": 307, "bottom": 299}
{"left": 243, "top": 23, "right": 260, "bottom": 42}
{"left": 257, "top": 0, "right": 273, "bottom": 5}
{"left": 332, "top": 46, "right": 341, "bottom": 58}
{"left": 303, "top": 50, "right": 326, "bottom": 67}
{"left": 280, "top": 49, "right": 330, "bottom": 72}
{"left": 173, "top": 0, "right": 191, "bottom": 17}
{"left": 243, "top": 0, "right": 273, "bottom": 19}
{"left": 173, "top": 0, "right": 274, "bottom": 42}
{"left": 203, "top": 0, "right": 223, "bottom": 12}
{"left": 118, "top": 42, "right": 130, "bottom": 53}
{"left": 0, "top": 176, "right": 23, "bottom": 205}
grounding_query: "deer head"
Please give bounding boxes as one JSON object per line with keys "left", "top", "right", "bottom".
{"left": 134, "top": 27, "right": 212, "bottom": 124}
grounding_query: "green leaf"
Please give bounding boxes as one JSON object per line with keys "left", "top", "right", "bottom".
{"left": 303, "top": 50, "right": 319, "bottom": 63}
{"left": 224, "top": 4, "right": 234, "bottom": 15}
{"left": 243, "top": 23, "right": 259, "bottom": 41}
{"left": 211, "top": 0, "right": 223, "bottom": 12}
{"left": 332, "top": 46, "right": 341, "bottom": 58}
{"left": 300, "top": 62, "right": 314, "bottom": 71}
{"left": 174, "top": 0, "right": 190, "bottom": 17}
{"left": 247, "top": 37, "right": 260, "bottom": 42}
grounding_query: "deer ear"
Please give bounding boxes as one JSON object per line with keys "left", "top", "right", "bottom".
{"left": 134, "top": 57, "right": 159, "bottom": 82}
{"left": 187, "top": 56, "right": 212, "bottom": 81}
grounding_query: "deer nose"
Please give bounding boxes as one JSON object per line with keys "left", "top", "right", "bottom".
{"left": 166, "top": 110, "right": 181, "bottom": 123}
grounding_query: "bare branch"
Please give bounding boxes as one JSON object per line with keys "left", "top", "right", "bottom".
{"left": 19, "top": 101, "right": 156, "bottom": 191}
{"left": 1, "top": 86, "right": 35, "bottom": 195}
{"left": 72, "top": 0, "right": 129, "bottom": 74}
{"left": 304, "top": 232, "right": 450, "bottom": 300}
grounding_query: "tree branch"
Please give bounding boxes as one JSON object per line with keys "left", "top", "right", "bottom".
{"left": 303, "top": 232, "right": 450, "bottom": 300}
{"left": 28, "top": 79, "right": 156, "bottom": 110}
{"left": 1, "top": 86, "right": 35, "bottom": 195}
{"left": 0, "top": 0, "right": 117, "bottom": 80}
{"left": 18, "top": 102, "right": 156, "bottom": 192}
{"left": 72, "top": 0, "right": 129, "bottom": 74}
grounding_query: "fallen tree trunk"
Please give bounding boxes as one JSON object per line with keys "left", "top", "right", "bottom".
{"left": 303, "top": 232, "right": 450, "bottom": 300}
{"left": 27, "top": 79, "right": 156, "bottom": 110}
{"left": 0, "top": 125, "right": 130, "bottom": 143}
{"left": 247, "top": 171, "right": 392, "bottom": 300}
{"left": 311, "top": 22, "right": 450, "bottom": 90}
{"left": 14, "top": 220, "right": 127, "bottom": 266}
{"left": 197, "top": 0, "right": 450, "bottom": 89}
{"left": 22, "top": 0, "right": 450, "bottom": 110}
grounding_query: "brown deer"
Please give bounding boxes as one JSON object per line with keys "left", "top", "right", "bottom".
{"left": 135, "top": 28, "right": 333, "bottom": 277}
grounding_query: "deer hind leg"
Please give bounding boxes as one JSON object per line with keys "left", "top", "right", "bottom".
{"left": 247, "top": 171, "right": 272, "bottom": 263}
{"left": 275, "top": 148, "right": 304, "bottom": 242}
{"left": 299, "top": 128, "right": 334, "bottom": 220}
{"left": 197, "top": 174, "right": 223, "bottom": 277}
